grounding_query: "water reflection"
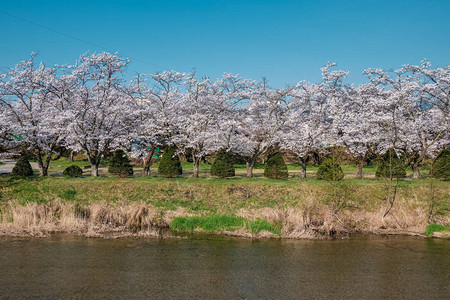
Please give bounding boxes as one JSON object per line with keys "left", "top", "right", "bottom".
{"left": 0, "top": 235, "right": 448, "bottom": 298}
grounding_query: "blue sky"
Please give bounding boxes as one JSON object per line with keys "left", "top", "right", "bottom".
{"left": 0, "top": 0, "right": 449, "bottom": 87}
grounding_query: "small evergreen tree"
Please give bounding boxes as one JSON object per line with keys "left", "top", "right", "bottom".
{"left": 11, "top": 156, "right": 34, "bottom": 177}
{"left": 376, "top": 149, "right": 406, "bottom": 179}
{"left": 431, "top": 149, "right": 449, "bottom": 180}
{"left": 158, "top": 146, "right": 182, "bottom": 177}
{"left": 108, "top": 150, "right": 134, "bottom": 178}
{"left": 264, "top": 152, "right": 288, "bottom": 179}
{"left": 317, "top": 157, "right": 344, "bottom": 181}
{"left": 211, "top": 149, "right": 235, "bottom": 178}
{"left": 63, "top": 165, "right": 83, "bottom": 177}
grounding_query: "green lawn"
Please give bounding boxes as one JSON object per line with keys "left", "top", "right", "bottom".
{"left": 43, "top": 157, "right": 424, "bottom": 180}
{"left": 1, "top": 166, "right": 448, "bottom": 237}
{"left": 1, "top": 174, "right": 447, "bottom": 216}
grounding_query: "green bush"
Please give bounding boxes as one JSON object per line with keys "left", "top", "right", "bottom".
{"left": 211, "top": 149, "right": 235, "bottom": 178}
{"left": 431, "top": 149, "right": 449, "bottom": 180}
{"left": 158, "top": 146, "right": 182, "bottom": 177}
{"left": 317, "top": 157, "right": 344, "bottom": 181}
{"left": 108, "top": 150, "right": 134, "bottom": 178}
{"left": 63, "top": 165, "right": 83, "bottom": 177}
{"left": 426, "top": 223, "right": 450, "bottom": 236}
{"left": 264, "top": 152, "right": 288, "bottom": 179}
{"left": 376, "top": 149, "right": 406, "bottom": 179}
{"left": 11, "top": 156, "right": 34, "bottom": 177}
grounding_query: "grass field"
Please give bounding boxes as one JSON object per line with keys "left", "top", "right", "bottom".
{"left": 0, "top": 157, "right": 448, "bottom": 238}
{"left": 41, "top": 157, "right": 427, "bottom": 180}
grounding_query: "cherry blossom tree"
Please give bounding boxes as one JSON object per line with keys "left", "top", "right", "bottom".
{"left": 1, "top": 52, "right": 449, "bottom": 182}
{"left": 238, "top": 79, "right": 293, "bottom": 178}
{"left": 282, "top": 63, "right": 347, "bottom": 178}
{"left": 364, "top": 63, "right": 448, "bottom": 179}
{"left": 337, "top": 83, "right": 380, "bottom": 179}
{"left": 64, "top": 52, "right": 136, "bottom": 177}
{"left": 364, "top": 67, "right": 411, "bottom": 154}
{"left": 0, "top": 53, "right": 71, "bottom": 176}
{"left": 404, "top": 61, "right": 450, "bottom": 178}
{"left": 172, "top": 74, "right": 228, "bottom": 177}
{"left": 408, "top": 60, "right": 449, "bottom": 131}
{"left": 203, "top": 74, "right": 255, "bottom": 154}
{"left": 127, "top": 71, "right": 185, "bottom": 176}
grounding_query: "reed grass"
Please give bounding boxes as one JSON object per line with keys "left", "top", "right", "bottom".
{"left": 0, "top": 174, "right": 448, "bottom": 238}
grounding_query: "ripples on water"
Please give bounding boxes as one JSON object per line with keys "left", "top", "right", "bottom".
{"left": 0, "top": 235, "right": 448, "bottom": 299}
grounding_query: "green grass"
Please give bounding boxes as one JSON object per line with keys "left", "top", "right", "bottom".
{"left": 1, "top": 174, "right": 446, "bottom": 208}
{"left": 58, "top": 189, "right": 77, "bottom": 201}
{"left": 37, "top": 155, "right": 427, "bottom": 180}
{"left": 1, "top": 171, "right": 448, "bottom": 237}
{"left": 1, "top": 170, "right": 448, "bottom": 233}
{"left": 170, "top": 214, "right": 281, "bottom": 235}
{"left": 47, "top": 158, "right": 107, "bottom": 173}
{"left": 426, "top": 223, "right": 450, "bottom": 236}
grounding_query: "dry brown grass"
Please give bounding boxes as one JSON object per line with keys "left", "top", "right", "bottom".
{"left": 0, "top": 201, "right": 182, "bottom": 237}
{"left": 1, "top": 197, "right": 447, "bottom": 238}
{"left": 0, "top": 176, "right": 448, "bottom": 239}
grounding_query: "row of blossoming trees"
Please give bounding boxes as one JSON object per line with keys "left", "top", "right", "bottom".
{"left": 0, "top": 52, "right": 448, "bottom": 178}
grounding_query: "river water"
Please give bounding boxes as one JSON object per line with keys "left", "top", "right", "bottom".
{"left": 0, "top": 235, "right": 448, "bottom": 299}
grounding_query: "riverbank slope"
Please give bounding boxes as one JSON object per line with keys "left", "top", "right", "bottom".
{"left": 0, "top": 176, "right": 448, "bottom": 239}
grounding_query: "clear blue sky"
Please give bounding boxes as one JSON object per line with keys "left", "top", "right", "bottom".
{"left": 0, "top": 0, "right": 449, "bottom": 87}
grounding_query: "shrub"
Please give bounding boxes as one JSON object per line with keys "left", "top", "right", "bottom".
{"left": 108, "top": 150, "right": 134, "bottom": 178}
{"left": 63, "top": 165, "right": 83, "bottom": 177}
{"left": 431, "top": 149, "right": 449, "bottom": 180}
{"left": 375, "top": 149, "right": 406, "bottom": 179}
{"left": 426, "top": 223, "right": 450, "bottom": 236}
{"left": 317, "top": 157, "right": 344, "bottom": 181}
{"left": 211, "top": 149, "right": 235, "bottom": 178}
{"left": 11, "top": 156, "right": 34, "bottom": 177}
{"left": 158, "top": 146, "right": 182, "bottom": 177}
{"left": 264, "top": 152, "right": 288, "bottom": 179}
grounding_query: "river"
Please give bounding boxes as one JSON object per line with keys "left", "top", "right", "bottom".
{"left": 0, "top": 235, "right": 448, "bottom": 299}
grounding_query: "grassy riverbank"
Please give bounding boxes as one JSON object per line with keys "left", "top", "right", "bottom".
{"left": 0, "top": 174, "right": 448, "bottom": 239}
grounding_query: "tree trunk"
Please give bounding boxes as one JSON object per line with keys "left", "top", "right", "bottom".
{"left": 37, "top": 162, "right": 48, "bottom": 176}
{"left": 192, "top": 155, "right": 200, "bottom": 178}
{"left": 142, "top": 164, "right": 150, "bottom": 176}
{"left": 91, "top": 164, "right": 99, "bottom": 177}
{"left": 246, "top": 155, "right": 257, "bottom": 178}
{"left": 35, "top": 153, "right": 50, "bottom": 177}
{"left": 142, "top": 148, "right": 155, "bottom": 176}
{"left": 69, "top": 151, "right": 74, "bottom": 162}
{"left": 356, "top": 161, "right": 364, "bottom": 179}
{"left": 412, "top": 164, "right": 421, "bottom": 179}
{"left": 300, "top": 157, "right": 307, "bottom": 179}
{"left": 87, "top": 153, "right": 101, "bottom": 177}
{"left": 246, "top": 161, "right": 253, "bottom": 178}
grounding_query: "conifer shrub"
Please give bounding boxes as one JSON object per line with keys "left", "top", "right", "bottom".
{"left": 11, "top": 156, "right": 34, "bottom": 177}
{"left": 316, "top": 157, "right": 344, "bottom": 181}
{"left": 158, "top": 146, "right": 182, "bottom": 177}
{"left": 108, "top": 150, "right": 134, "bottom": 178}
{"left": 264, "top": 152, "right": 288, "bottom": 179}
{"left": 63, "top": 165, "right": 83, "bottom": 177}
{"left": 375, "top": 149, "right": 406, "bottom": 179}
{"left": 431, "top": 149, "right": 449, "bottom": 180}
{"left": 211, "top": 149, "right": 235, "bottom": 178}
